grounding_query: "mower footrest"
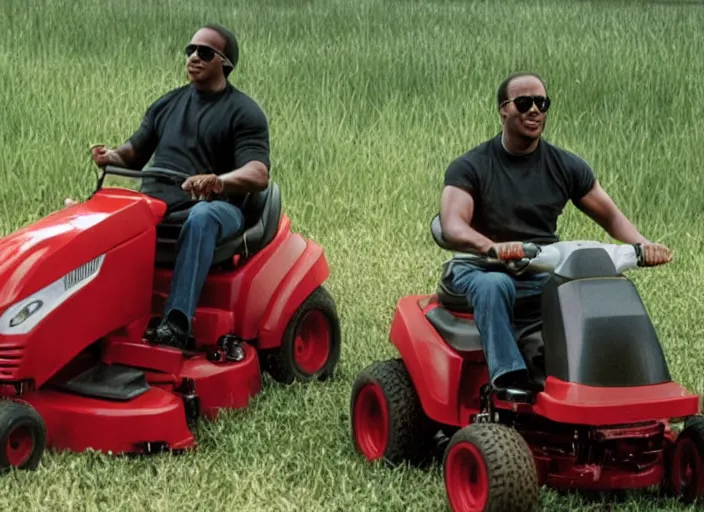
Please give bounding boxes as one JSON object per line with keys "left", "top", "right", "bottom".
{"left": 60, "top": 363, "right": 150, "bottom": 401}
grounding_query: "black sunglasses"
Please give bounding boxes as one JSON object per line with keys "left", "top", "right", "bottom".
{"left": 184, "top": 44, "right": 233, "bottom": 67}
{"left": 501, "top": 95, "right": 551, "bottom": 114}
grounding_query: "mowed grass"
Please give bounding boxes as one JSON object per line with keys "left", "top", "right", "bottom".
{"left": 1, "top": 0, "right": 704, "bottom": 510}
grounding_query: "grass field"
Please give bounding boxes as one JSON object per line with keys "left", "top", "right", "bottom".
{"left": 1, "top": 0, "right": 704, "bottom": 510}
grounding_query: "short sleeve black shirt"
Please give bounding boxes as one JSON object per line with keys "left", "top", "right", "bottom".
{"left": 444, "top": 134, "right": 596, "bottom": 244}
{"left": 128, "top": 83, "right": 270, "bottom": 211}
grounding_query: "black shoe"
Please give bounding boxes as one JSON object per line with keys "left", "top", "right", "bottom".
{"left": 150, "top": 319, "right": 188, "bottom": 350}
{"left": 493, "top": 370, "right": 536, "bottom": 404}
{"left": 494, "top": 387, "right": 534, "bottom": 404}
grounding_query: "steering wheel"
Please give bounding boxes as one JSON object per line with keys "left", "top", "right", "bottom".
{"left": 93, "top": 165, "right": 192, "bottom": 194}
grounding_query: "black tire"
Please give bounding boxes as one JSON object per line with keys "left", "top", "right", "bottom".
{"left": 666, "top": 415, "right": 704, "bottom": 504}
{"left": 265, "top": 286, "right": 341, "bottom": 385}
{"left": 0, "top": 400, "right": 46, "bottom": 472}
{"left": 443, "top": 423, "right": 539, "bottom": 512}
{"left": 350, "top": 358, "right": 436, "bottom": 466}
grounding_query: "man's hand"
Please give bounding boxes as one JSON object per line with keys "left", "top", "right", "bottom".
{"left": 637, "top": 242, "right": 673, "bottom": 267}
{"left": 182, "top": 174, "right": 224, "bottom": 201}
{"left": 91, "top": 144, "right": 125, "bottom": 167}
{"left": 487, "top": 242, "right": 527, "bottom": 260}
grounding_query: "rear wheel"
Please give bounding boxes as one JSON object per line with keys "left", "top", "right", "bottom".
{"left": 667, "top": 416, "right": 704, "bottom": 504}
{"left": 0, "top": 400, "right": 46, "bottom": 472}
{"left": 265, "top": 286, "right": 341, "bottom": 385}
{"left": 350, "top": 359, "right": 435, "bottom": 466}
{"left": 443, "top": 423, "right": 539, "bottom": 512}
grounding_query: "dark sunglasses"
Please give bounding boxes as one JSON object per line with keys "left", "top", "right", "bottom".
{"left": 184, "top": 44, "right": 233, "bottom": 68}
{"left": 501, "top": 95, "right": 551, "bottom": 114}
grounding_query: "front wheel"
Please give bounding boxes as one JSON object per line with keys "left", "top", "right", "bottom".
{"left": 350, "top": 359, "right": 436, "bottom": 466}
{"left": 667, "top": 416, "right": 704, "bottom": 503}
{"left": 265, "top": 286, "right": 341, "bottom": 385}
{"left": 0, "top": 400, "right": 46, "bottom": 473}
{"left": 443, "top": 423, "right": 539, "bottom": 512}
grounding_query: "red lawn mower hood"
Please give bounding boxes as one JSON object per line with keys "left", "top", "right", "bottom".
{"left": 0, "top": 190, "right": 166, "bottom": 314}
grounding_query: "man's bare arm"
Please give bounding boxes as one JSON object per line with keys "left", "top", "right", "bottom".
{"left": 576, "top": 181, "right": 650, "bottom": 245}
{"left": 218, "top": 160, "right": 269, "bottom": 195}
{"left": 94, "top": 142, "right": 152, "bottom": 170}
{"left": 439, "top": 185, "right": 495, "bottom": 254}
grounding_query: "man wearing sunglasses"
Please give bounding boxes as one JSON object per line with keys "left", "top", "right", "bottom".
{"left": 77, "top": 23, "right": 270, "bottom": 350}
{"left": 439, "top": 72, "right": 673, "bottom": 396}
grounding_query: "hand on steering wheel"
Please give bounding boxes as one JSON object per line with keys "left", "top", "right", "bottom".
{"left": 487, "top": 242, "right": 527, "bottom": 261}
{"left": 182, "top": 174, "right": 224, "bottom": 201}
{"left": 636, "top": 242, "right": 673, "bottom": 267}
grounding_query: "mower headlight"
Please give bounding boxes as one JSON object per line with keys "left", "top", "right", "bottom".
{"left": 9, "top": 300, "right": 44, "bottom": 327}
{"left": 0, "top": 254, "right": 105, "bottom": 335}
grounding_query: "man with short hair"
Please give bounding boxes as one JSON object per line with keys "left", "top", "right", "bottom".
{"left": 439, "top": 71, "right": 672, "bottom": 393}
{"left": 86, "top": 24, "right": 270, "bottom": 349}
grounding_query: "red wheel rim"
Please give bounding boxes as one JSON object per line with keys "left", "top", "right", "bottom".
{"left": 353, "top": 383, "right": 389, "bottom": 460}
{"left": 5, "top": 424, "right": 35, "bottom": 468}
{"left": 293, "top": 310, "right": 331, "bottom": 375}
{"left": 445, "top": 441, "right": 489, "bottom": 512}
{"left": 671, "top": 436, "right": 704, "bottom": 500}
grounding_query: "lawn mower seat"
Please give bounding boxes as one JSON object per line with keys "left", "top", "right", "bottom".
{"left": 437, "top": 259, "right": 475, "bottom": 313}
{"left": 430, "top": 214, "right": 476, "bottom": 312}
{"left": 154, "top": 182, "right": 282, "bottom": 266}
{"left": 430, "top": 213, "right": 453, "bottom": 251}
{"left": 430, "top": 214, "right": 543, "bottom": 320}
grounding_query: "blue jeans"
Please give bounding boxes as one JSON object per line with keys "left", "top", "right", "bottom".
{"left": 164, "top": 201, "right": 245, "bottom": 330}
{"left": 450, "top": 260, "right": 550, "bottom": 387}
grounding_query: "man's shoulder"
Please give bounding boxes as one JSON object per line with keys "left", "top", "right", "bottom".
{"left": 155, "top": 84, "right": 190, "bottom": 103}
{"left": 146, "top": 85, "right": 190, "bottom": 111}
{"left": 450, "top": 134, "right": 500, "bottom": 169}
{"left": 223, "top": 85, "right": 265, "bottom": 111}
{"left": 464, "top": 134, "right": 499, "bottom": 156}
{"left": 541, "top": 138, "right": 591, "bottom": 169}
{"left": 219, "top": 85, "right": 268, "bottom": 124}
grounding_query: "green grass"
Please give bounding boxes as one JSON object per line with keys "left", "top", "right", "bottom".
{"left": 1, "top": 0, "right": 704, "bottom": 510}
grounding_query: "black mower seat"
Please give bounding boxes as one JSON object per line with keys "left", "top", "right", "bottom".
{"left": 425, "top": 307, "right": 483, "bottom": 356}
{"left": 430, "top": 214, "right": 543, "bottom": 319}
{"left": 155, "top": 182, "right": 282, "bottom": 266}
{"left": 437, "top": 259, "right": 475, "bottom": 313}
{"left": 430, "top": 214, "right": 475, "bottom": 313}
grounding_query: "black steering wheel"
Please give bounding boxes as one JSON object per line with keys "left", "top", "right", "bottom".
{"left": 93, "top": 165, "right": 192, "bottom": 194}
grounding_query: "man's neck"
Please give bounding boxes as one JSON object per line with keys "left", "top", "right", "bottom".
{"left": 192, "top": 78, "right": 227, "bottom": 94}
{"left": 501, "top": 131, "right": 540, "bottom": 155}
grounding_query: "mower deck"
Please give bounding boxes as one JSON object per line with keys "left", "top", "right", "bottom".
{"left": 13, "top": 336, "right": 263, "bottom": 456}
{"left": 21, "top": 387, "right": 196, "bottom": 454}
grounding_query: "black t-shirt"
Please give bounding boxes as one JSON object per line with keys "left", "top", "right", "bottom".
{"left": 444, "top": 134, "right": 596, "bottom": 244}
{"left": 128, "top": 83, "right": 270, "bottom": 211}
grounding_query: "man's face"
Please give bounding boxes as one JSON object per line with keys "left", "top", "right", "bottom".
{"left": 499, "top": 76, "right": 550, "bottom": 140}
{"left": 185, "top": 28, "right": 230, "bottom": 84}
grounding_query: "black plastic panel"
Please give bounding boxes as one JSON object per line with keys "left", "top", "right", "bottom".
{"left": 60, "top": 363, "right": 150, "bottom": 401}
{"left": 425, "top": 307, "right": 483, "bottom": 354}
{"left": 542, "top": 277, "right": 671, "bottom": 387}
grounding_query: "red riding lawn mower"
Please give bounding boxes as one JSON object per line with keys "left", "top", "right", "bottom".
{"left": 350, "top": 214, "right": 704, "bottom": 511}
{"left": 0, "top": 165, "right": 340, "bottom": 472}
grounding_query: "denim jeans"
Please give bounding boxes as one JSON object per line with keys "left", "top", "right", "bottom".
{"left": 164, "top": 201, "right": 245, "bottom": 330}
{"left": 450, "top": 260, "right": 550, "bottom": 387}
